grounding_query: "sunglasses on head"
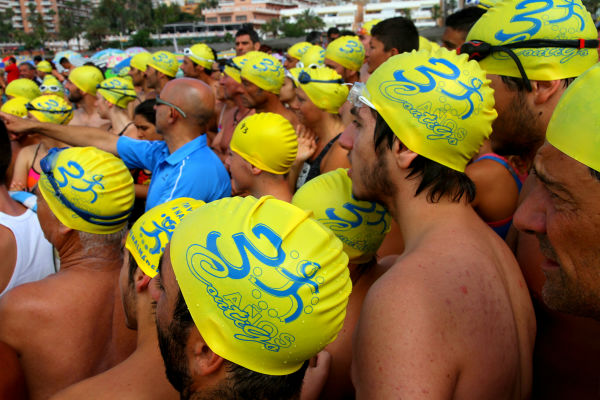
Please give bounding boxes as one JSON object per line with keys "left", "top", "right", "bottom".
{"left": 457, "top": 38, "right": 599, "bottom": 91}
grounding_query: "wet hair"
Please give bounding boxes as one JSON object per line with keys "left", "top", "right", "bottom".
{"left": 34, "top": 55, "right": 42, "bottom": 63}
{"left": 339, "top": 30, "right": 355, "bottom": 36}
{"left": 501, "top": 75, "right": 575, "bottom": 92}
{"left": 134, "top": 99, "right": 156, "bottom": 125}
{"left": 172, "top": 290, "right": 309, "bottom": 400}
{"left": 590, "top": 168, "right": 600, "bottom": 181}
{"left": 8, "top": 56, "right": 16, "bottom": 64}
{"left": 445, "top": 7, "right": 486, "bottom": 34}
{"left": 0, "top": 120, "right": 10, "bottom": 186}
{"left": 327, "top": 27, "right": 340, "bottom": 37}
{"left": 306, "top": 31, "right": 322, "bottom": 44}
{"left": 371, "top": 17, "right": 419, "bottom": 54}
{"left": 374, "top": 112, "right": 476, "bottom": 203}
{"left": 236, "top": 27, "right": 260, "bottom": 44}
{"left": 59, "top": 57, "right": 69, "bottom": 65}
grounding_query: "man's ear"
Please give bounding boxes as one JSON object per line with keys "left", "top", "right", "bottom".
{"left": 390, "top": 139, "right": 418, "bottom": 169}
{"left": 530, "top": 79, "right": 563, "bottom": 105}
{"left": 250, "top": 165, "right": 263, "bottom": 176}
{"left": 389, "top": 47, "right": 399, "bottom": 57}
{"left": 189, "top": 329, "right": 225, "bottom": 376}
{"left": 134, "top": 269, "right": 152, "bottom": 293}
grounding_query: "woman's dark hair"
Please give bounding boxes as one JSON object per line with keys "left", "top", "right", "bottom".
{"left": 134, "top": 99, "right": 156, "bottom": 125}
{"left": 374, "top": 112, "right": 476, "bottom": 203}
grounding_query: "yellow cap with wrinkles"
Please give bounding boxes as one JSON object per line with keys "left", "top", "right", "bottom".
{"left": 293, "top": 168, "right": 391, "bottom": 264}
{"left": 230, "top": 113, "right": 298, "bottom": 174}
{"left": 288, "top": 42, "right": 312, "bottom": 61}
{"left": 326, "top": 36, "right": 365, "bottom": 71}
{"left": 187, "top": 43, "right": 215, "bottom": 69}
{"left": 170, "top": 195, "right": 351, "bottom": 375}
{"left": 299, "top": 45, "right": 325, "bottom": 68}
{"left": 6, "top": 79, "right": 41, "bottom": 101}
{"left": 36, "top": 60, "right": 52, "bottom": 73}
{"left": 290, "top": 67, "right": 348, "bottom": 114}
{"left": 224, "top": 51, "right": 262, "bottom": 83}
{"left": 1, "top": 97, "right": 28, "bottom": 118}
{"left": 148, "top": 51, "right": 179, "bottom": 78}
{"left": 69, "top": 66, "right": 104, "bottom": 95}
{"left": 362, "top": 47, "right": 496, "bottom": 172}
{"left": 466, "top": 0, "right": 597, "bottom": 80}
{"left": 419, "top": 36, "right": 440, "bottom": 52}
{"left": 28, "top": 95, "right": 73, "bottom": 125}
{"left": 546, "top": 63, "right": 600, "bottom": 172}
{"left": 97, "top": 77, "right": 137, "bottom": 109}
{"left": 40, "top": 75, "right": 65, "bottom": 96}
{"left": 241, "top": 52, "right": 285, "bottom": 94}
{"left": 38, "top": 147, "right": 134, "bottom": 234}
{"left": 126, "top": 198, "right": 205, "bottom": 278}
{"left": 130, "top": 52, "right": 152, "bottom": 72}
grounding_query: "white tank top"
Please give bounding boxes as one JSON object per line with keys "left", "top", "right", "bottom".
{"left": 0, "top": 209, "right": 54, "bottom": 296}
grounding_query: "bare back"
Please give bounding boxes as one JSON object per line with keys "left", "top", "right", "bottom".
{"left": 0, "top": 268, "right": 137, "bottom": 400}
{"left": 352, "top": 209, "right": 535, "bottom": 399}
{"left": 69, "top": 108, "right": 110, "bottom": 129}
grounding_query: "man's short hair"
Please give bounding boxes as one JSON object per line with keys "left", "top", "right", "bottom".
{"left": 445, "top": 7, "right": 487, "bottom": 34}
{"left": 34, "top": 55, "right": 42, "bottom": 63}
{"left": 370, "top": 17, "right": 419, "bottom": 54}
{"left": 327, "top": 27, "right": 340, "bottom": 36}
{"left": 172, "top": 290, "right": 308, "bottom": 399}
{"left": 18, "top": 62, "right": 34, "bottom": 71}
{"left": 373, "top": 112, "right": 475, "bottom": 203}
{"left": 236, "top": 27, "right": 259, "bottom": 44}
{"left": 9, "top": 56, "right": 16, "bottom": 64}
{"left": 0, "top": 120, "right": 10, "bottom": 186}
{"left": 59, "top": 57, "right": 69, "bottom": 65}
{"left": 306, "top": 31, "right": 322, "bottom": 44}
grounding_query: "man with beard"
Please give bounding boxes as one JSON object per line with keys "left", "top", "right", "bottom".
{"left": 1, "top": 78, "right": 231, "bottom": 210}
{"left": 145, "top": 51, "right": 179, "bottom": 95}
{"left": 51, "top": 198, "right": 203, "bottom": 400}
{"left": 127, "top": 52, "right": 154, "bottom": 115}
{"left": 460, "top": 0, "right": 598, "bottom": 238}
{"left": 239, "top": 52, "right": 298, "bottom": 126}
{"left": 0, "top": 147, "right": 137, "bottom": 400}
{"left": 150, "top": 196, "right": 351, "bottom": 400}
{"left": 64, "top": 65, "right": 109, "bottom": 127}
{"left": 339, "top": 48, "right": 535, "bottom": 398}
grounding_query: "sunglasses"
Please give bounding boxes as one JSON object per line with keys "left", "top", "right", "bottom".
{"left": 40, "top": 84, "right": 62, "bottom": 93}
{"left": 457, "top": 38, "right": 599, "bottom": 91}
{"left": 296, "top": 70, "right": 344, "bottom": 85}
{"left": 155, "top": 96, "right": 187, "bottom": 118}
{"left": 40, "top": 147, "right": 132, "bottom": 226}
{"left": 346, "top": 82, "right": 376, "bottom": 110}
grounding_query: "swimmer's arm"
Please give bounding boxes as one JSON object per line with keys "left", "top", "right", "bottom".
{"left": 9, "top": 145, "right": 33, "bottom": 191}
{"left": 352, "top": 271, "right": 458, "bottom": 399}
{"left": 0, "top": 112, "right": 118, "bottom": 155}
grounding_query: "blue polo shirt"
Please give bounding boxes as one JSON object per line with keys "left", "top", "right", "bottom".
{"left": 117, "top": 135, "right": 231, "bottom": 210}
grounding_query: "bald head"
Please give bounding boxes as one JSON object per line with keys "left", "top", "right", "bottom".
{"left": 162, "top": 78, "right": 215, "bottom": 127}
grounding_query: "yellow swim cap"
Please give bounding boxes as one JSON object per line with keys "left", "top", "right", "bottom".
{"left": 147, "top": 51, "right": 179, "bottom": 78}
{"left": 27, "top": 95, "right": 73, "bottom": 125}
{"left": 170, "top": 195, "right": 351, "bottom": 375}
{"left": 69, "top": 65, "right": 104, "bottom": 95}
{"left": 357, "top": 47, "right": 496, "bottom": 172}
{"left": 1, "top": 97, "right": 28, "bottom": 118}
{"left": 359, "top": 19, "right": 381, "bottom": 36}
{"left": 230, "top": 113, "right": 298, "bottom": 174}
{"left": 185, "top": 43, "right": 215, "bottom": 69}
{"left": 224, "top": 51, "right": 262, "bottom": 83}
{"left": 241, "top": 52, "right": 285, "bottom": 94}
{"left": 419, "top": 36, "right": 440, "bottom": 52}
{"left": 6, "top": 78, "right": 41, "bottom": 101}
{"left": 130, "top": 52, "right": 152, "bottom": 72}
{"left": 40, "top": 75, "right": 65, "bottom": 96}
{"left": 38, "top": 147, "right": 134, "bottom": 234}
{"left": 546, "top": 63, "right": 600, "bottom": 172}
{"left": 97, "top": 77, "right": 137, "bottom": 109}
{"left": 290, "top": 67, "right": 349, "bottom": 114}
{"left": 126, "top": 198, "right": 204, "bottom": 278}
{"left": 465, "top": 0, "right": 597, "bottom": 81}
{"left": 299, "top": 45, "right": 326, "bottom": 69}
{"left": 36, "top": 60, "right": 52, "bottom": 73}
{"left": 288, "top": 42, "right": 312, "bottom": 61}
{"left": 292, "top": 168, "right": 391, "bottom": 264}
{"left": 326, "top": 36, "right": 365, "bottom": 72}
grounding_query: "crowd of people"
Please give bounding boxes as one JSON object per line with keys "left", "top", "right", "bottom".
{"left": 1, "top": 0, "right": 600, "bottom": 398}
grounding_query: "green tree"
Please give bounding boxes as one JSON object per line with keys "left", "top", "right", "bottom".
{"left": 129, "top": 28, "right": 153, "bottom": 47}
{"left": 23, "top": 3, "right": 46, "bottom": 50}
{"left": 402, "top": 8, "right": 412, "bottom": 20}
{"left": 262, "top": 18, "right": 281, "bottom": 38}
{"left": 57, "top": 0, "right": 89, "bottom": 50}
{"left": 0, "top": 8, "right": 16, "bottom": 43}
{"left": 280, "top": 10, "right": 324, "bottom": 38}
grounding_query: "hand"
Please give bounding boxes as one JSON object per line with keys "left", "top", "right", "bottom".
{"left": 0, "top": 112, "right": 39, "bottom": 137}
{"left": 300, "top": 350, "right": 332, "bottom": 400}
{"left": 296, "top": 124, "right": 317, "bottom": 163}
